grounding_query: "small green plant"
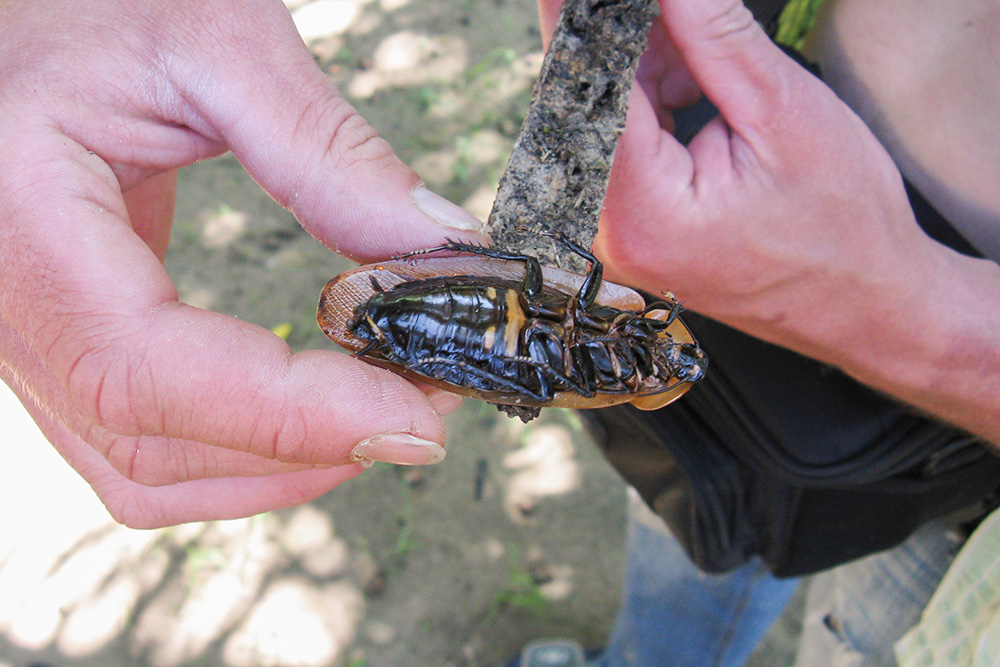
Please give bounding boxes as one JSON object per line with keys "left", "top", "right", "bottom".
{"left": 378, "top": 480, "right": 419, "bottom": 576}
{"left": 775, "top": 0, "right": 826, "bottom": 49}
{"left": 391, "top": 509, "right": 418, "bottom": 561}
{"left": 463, "top": 47, "right": 517, "bottom": 86}
{"left": 492, "top": 547, "right": 549, "bottom": 615}
{"left": 495, "top": 568, "right": 548, "bottom": 614}
{"left": 416, "top": 85, "right": 442, "bottom": 113}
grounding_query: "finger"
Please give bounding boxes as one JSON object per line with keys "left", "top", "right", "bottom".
{"left": 6, "top": 306, "right": 459, "bottom": 486}
{"left": 595, "top": 86, "right": 701, "bottom": 292}
{"left": 26, "top": 399, "right": 365, "bottom": 529}
{"left": 99, "top": 465, "right": 366, "bottom": 529}
{"left": 5, "top": 135, "right": 449, "bottom": 472}
{"left": 605, "top": 86, "right": 695, "bottom": 217}
{"left": 536, "top": 0, "right": 562, "bottom": 47}
{"left": 419, "top": 385, "right": 465, "bottom": 416}
{"left": 160, "top": 0, "right": 483, "bottom": 263}
{"left": 635, "top": 21, "right": 702, "bottom": 125}
{"left": 1, "top": 306, "right": 343, "bottom": 486}
{"left": 104, "top": 432, "right": 330, "bottom": 485}
{"left": 123, "top": 170, "right": 177, "bottom": 263}
{"left": 656, "top": 0, "right": 806, "bottom": 134}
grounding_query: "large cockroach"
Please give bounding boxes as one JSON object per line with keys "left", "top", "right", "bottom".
{"left": 318, "top": 236, "right": 706, "bottom": 421}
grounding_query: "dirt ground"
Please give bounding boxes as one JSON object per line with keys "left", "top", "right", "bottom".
{"left": 0, "top": 1, "right": 803, "bottom": 665}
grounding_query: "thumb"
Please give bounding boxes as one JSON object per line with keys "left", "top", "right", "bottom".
{"left": 168, "top": 2, "right": 482, "bottom": 263}
{"left": 658, "top": 0, "right": 801, "bottom": 132}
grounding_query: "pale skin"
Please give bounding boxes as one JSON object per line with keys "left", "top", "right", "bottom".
{"left": 0, "top": 0, "right": 481, "bottom": 528}
{"left": 538, "top": 0, "right": 1000, "bottom": 447}
{"left": 3, "top": 0, "right": 998, "bottom": 531}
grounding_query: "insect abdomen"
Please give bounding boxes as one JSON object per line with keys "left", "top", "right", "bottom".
{"left": 356, "top": 282, "right": 531, "bottom": 385}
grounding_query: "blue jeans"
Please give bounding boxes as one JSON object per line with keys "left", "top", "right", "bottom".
{"left": 592, "top": 497, "right": 961, "bottom": 667}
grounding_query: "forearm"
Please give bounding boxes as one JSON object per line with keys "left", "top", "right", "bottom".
{"left": 794, "top": 0, "right": 1000, "bottom": 444}
{"left": 779, "top": 240, "right": 1000, "bottom": 448}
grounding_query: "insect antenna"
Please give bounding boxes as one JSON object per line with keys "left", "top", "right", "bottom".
{"left": 392, "top": 238, "right": 492, "bottom": 261}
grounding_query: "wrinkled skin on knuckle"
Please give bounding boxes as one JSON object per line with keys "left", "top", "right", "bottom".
{"left": 689, "top": 1, "right": 758, "bottom": 51}
{"left": 307, "top": 93, "right": 396, "bottom": 173}
{"left": 264, "top": 90, "right": 399, "bottom": 217}
{"left": 62, "top": 329, "right": 161, "bottom": 438}
{"left": 256, "top": 356, "right": 360, "bottom": 466}
{"left": 262, "top": 399, "right": 315, "bottom": 465}
{"left": 102, "top": 432, "right": 188, "bottom": 487}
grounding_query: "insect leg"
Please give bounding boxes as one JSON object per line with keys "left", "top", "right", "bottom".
{"left": 410, "top": 356, "right": 551, "bottom": 403}
{"left": 576, "top": 258, "right": 603, "bottom": 310}
{"left": 535, "top": 361, "right": 596, "bottom": 398}
{"left": 351, "top": 314, "right": 393, "bottom": 358}
{"left": 353, "top": 338, "right": 380, "bottom": 358}
{"left": 538, "top": 231, "right": 603, "bottom": 308}
{"left": 525, "top": 331, "right": 596, "bottom": 398}
{"left": 640, "top": 298, "right": 683, "bottom": 327}
{"left": 569, "top": 345, "right": 598, "bottom": 395}
{"left": 394, "top": 241, "right": 532, "bottom": 264}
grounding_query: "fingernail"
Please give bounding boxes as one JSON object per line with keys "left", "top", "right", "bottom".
{"left": 351, "top": 433, "right": 447, "bottom": 466}
{"left": 413, "top": 186, "right": 483, "bottom": 231}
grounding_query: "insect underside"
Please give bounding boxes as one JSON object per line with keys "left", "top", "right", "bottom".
{"left": 318, "top": 238, "right": 707, "bottom": 422}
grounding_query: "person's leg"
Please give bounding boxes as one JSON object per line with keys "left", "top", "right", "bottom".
{"left": 792, "top": 519, "right": 964, "bottom": 667}
{"left": 591, "top": 493, "right": 800, "bottom": 667}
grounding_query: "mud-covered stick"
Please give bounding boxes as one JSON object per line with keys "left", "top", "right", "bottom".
{"left": 484, "top": 0, "right": 658, "bottom": 272}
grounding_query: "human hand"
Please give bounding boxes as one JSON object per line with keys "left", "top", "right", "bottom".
{"left": 0, "top": 0, "right": 483, "bottom": 528}
{"left": 542, "top": 0, "right": 938, "bottom": 356}
{"left": 536, "top": 0, "right": 1000, "bottom": 444}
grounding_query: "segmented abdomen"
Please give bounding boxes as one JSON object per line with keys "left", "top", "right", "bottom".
{"left": 354, "top": 280, "right": 534, "bottom": 390}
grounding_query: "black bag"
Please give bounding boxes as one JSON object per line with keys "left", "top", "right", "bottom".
{"left": 584, "top": 36, "right": 1000, "bottom": 578}
{"left": 585, "top": 316, "right": 1000, "bottom": 576}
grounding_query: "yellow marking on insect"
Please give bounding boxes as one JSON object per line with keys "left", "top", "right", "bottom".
{"left": 484, "top": 325, "right": 497, "bottom": 351}
{"left": 486, "top": 286, "right": 497, "bottom": 301}
{"left": 502, "top": 288, "right": 525, "bottom": 357}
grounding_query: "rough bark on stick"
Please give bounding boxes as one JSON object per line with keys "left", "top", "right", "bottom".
{"left": 485, "top": 0, "right": 657, "bottom": 273}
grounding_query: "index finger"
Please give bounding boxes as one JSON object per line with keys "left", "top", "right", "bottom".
{"left": 657, "top": 0, "right": 810, "bottom": 136}
{"left": 157, "top": 0, "right": 485, "bottom": 263}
